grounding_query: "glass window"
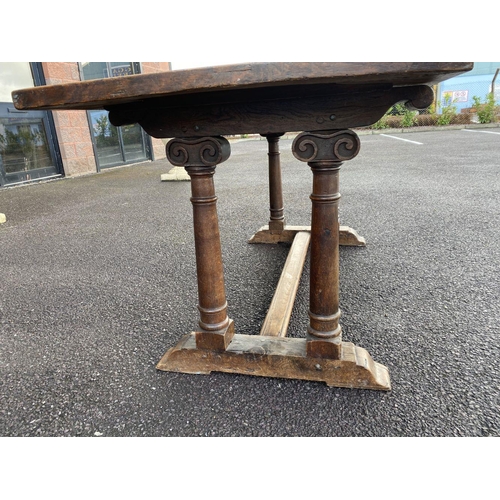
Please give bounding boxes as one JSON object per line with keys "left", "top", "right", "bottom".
{"left": 89, "top": 110, "right": 122, "bottom": 167}
{"left": 0, "top": 120, "right": 52, "bottom": 174}
{"left": 0, "top": 63, "right": 61, "bottom": 185}
{"left": 80, "top": 62, "right": 136, "bottom": 80}
{"left": 109, "top": 62, "right": 134, "bottom": 77}
{"left": 80, "top": 62, "right": 151, "bottom": 170}
{"left": 81, "top": 62, "right": 109, "bottom": 81}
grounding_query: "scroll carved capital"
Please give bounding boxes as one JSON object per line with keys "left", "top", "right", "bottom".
{"left": 166, "top": 136, "right": 231, "bottom": 168}
{"left": 292, "top": 130, "right": 360, "bottom": 163}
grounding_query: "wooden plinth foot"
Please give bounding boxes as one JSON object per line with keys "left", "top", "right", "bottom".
{"left": 339, "top": 226, "right": 366, "bottom": 246}
{"left": 248, "top": 225, "right": 366, "bottom": 246}
{"left": 196, "top": 319, "right": 235, "bottom": 351}
{"left": 156, "top": 334, "right": 391, "bottom": 391}
{"left": 248, "top": 225, "right": 307, "bottom": 244}
{"left": 160, "top": 166, "right": 191, "bottom": 181}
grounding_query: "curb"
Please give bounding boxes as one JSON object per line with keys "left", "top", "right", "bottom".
{"left": 227, "top": 122, "right": 500, "bottom": 141}
{"left": 358, "top": 122, "right": 500, "bottom": 136}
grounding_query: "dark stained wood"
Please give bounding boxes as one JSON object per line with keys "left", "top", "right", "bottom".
{"left": 12, "top": 62, "right": 475, "bottom": 390}
{"left": 156, "top": 333, "right": 391, "bottom": 390}
{"left": 292, "top": 130, "right": 361, "bottom": 359}
{"left": 12, "top": 62, "right": 473, "bottom": 111}
{"left": 110, "top": 84, "right": 434, "bottom": 137}
{"left": 166, "top": 136, "right": 234, "bottom": 351}
{"left": 262, "top": 133, "right": 285, "bottom": 231}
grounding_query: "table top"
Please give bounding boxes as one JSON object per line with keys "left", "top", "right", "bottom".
{"left": 13, "top": 62, "right": 473, "bottom": 111}
{"left": 12, "top": 62, "right": 473, "bottom": 137}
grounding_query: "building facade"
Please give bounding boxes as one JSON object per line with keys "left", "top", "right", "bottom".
{"left": 0, "top": 62, "right": 171, "bottom": 187}
{"left": 437, "top": 62, "right": 500, "bottom": 112}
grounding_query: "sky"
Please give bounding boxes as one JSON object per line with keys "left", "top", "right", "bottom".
{"left": 1, "top": 4, "right": 493, "bottom": 68}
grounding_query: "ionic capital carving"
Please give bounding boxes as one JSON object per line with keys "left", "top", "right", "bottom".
{"left": 292, "top": 129, "right": 361, "bottom": 163}
{"left": 166, "top": 136, "right": 231, "bottom": 168}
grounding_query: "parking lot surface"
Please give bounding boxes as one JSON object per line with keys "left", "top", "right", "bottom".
{"left": 0, "top": 128, "right": 499, "bottom": 437}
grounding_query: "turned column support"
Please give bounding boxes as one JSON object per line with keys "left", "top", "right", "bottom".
{"left": 262, "top": 133, "right": 286, "bottom": 231}
{"left": 292, "top": 130, "right": 361, "bottom": 359}
{"left": 166, "top": 136, "right": 234, "bottom": 351}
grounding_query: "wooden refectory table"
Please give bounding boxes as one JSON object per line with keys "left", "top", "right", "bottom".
{"left": 13, "top": 62, "right": 473, "bottom": 390}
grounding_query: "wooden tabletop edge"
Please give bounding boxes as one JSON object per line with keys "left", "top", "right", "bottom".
{"left": 11, "top": 62, "right": 474, "bottom": 111}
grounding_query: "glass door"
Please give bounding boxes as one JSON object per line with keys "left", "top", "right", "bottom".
{"left": 81, "top": 62, "right": 152, "bottom": 170}
{"left": 0, "top": 63, "right": 62, "bottom": 186}
{"left": 88, "top": 110, "right": 123, "bottom": 167}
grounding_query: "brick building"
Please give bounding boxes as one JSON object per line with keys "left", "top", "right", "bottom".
{"left": 0, "top": 62, "right": 172, "bottom": 187}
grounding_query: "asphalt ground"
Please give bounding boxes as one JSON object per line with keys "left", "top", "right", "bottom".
{"left": 1, "top": 128, "right": 499, "bottom": 441}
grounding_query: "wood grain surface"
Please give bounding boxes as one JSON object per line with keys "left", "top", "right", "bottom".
{"left": 12, "top": 62, "right": 473, "bottom": 111}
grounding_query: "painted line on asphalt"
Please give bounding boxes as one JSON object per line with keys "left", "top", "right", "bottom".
{"left": 461, "top": 129, "right": 500, "bottom": 135}
{"left": 380, "top": 134, "right": 423, "bottom": 145}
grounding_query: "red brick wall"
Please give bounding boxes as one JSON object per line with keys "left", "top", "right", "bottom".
{"left": 41, "top": 62, "right": 96, "bottom": 177}
{"left": 141, "top": 62, "right": 172, "bottom": 73}
{"left": 41, "top": 62, "right": 172, "bottom": 177}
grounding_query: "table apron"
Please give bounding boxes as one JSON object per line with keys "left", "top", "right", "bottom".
{"left": 107, "top": 85, "right": 434, "bottom": 138}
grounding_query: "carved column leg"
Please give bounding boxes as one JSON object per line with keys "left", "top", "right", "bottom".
{"left": 292, "top": 130, "right": 361, "bottom": 359}
{"left": 166, "top": 136, "right": 234, "bottom": 351}
{"left": 250, "top": 132, "right": 365, "bottom": 246}
{"left": 263, "top": 133, "right": 286, "bottom": 232}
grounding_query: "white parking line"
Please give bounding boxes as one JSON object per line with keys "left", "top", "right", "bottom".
{"left": 461, "top": 129, "right": 500, "bottom": 135}
{"left": 380, "top": 134, "right": 423, "bottom": 145}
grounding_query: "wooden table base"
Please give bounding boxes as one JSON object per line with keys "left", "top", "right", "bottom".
{"left": 157, "top": 229, "right": 389, "bottom": 390}
{"left": 13, "top": 63, "right": 474, "bottom": 394}
{"left": 249, "top": 133, "right": 366, "bottom": 247}
{"left": 248, "top": 225, "right": 366, "bottom": 246}
{"left": 157, "top": 334, "right": 390, "bottom": 390}
{"left": 155, "top": 129, "right": 391, "bottom": 390}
